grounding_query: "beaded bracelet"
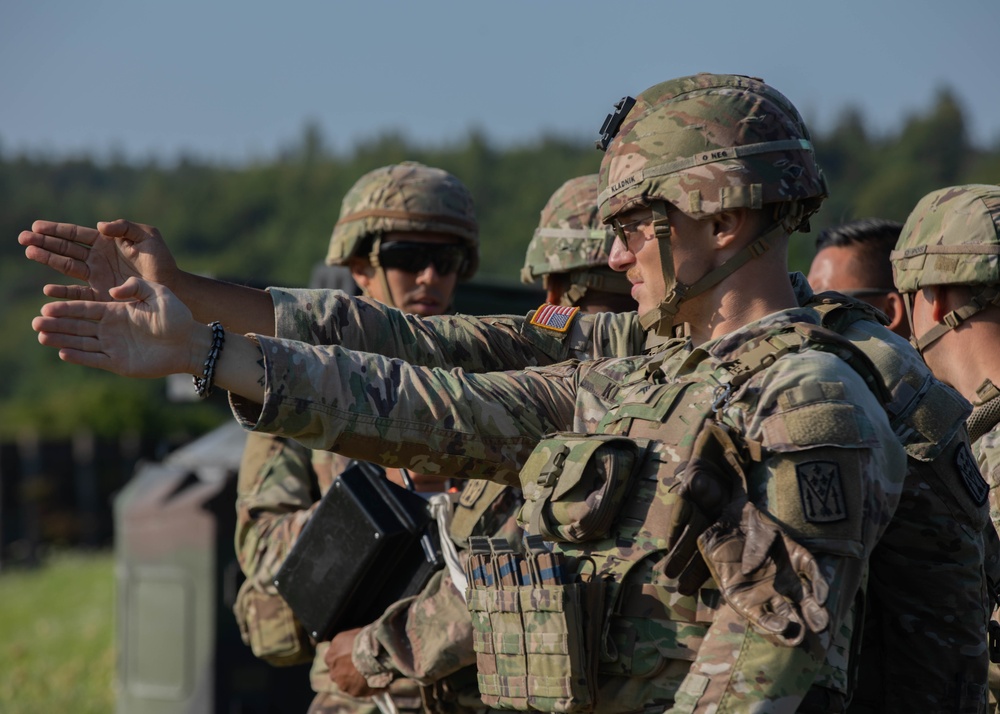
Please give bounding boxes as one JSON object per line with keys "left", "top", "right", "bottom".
{"left": 192, "top": 321, "right": 226, "bottom": 399}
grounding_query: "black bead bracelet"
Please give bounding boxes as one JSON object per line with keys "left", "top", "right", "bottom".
{"left": 192, "top": 321, "right": 226, "bottom": 398}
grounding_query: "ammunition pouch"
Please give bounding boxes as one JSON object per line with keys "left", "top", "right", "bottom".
{"left": 233, "top": 577, "right": 314, "bottom": 666}
{"left": 467, "top": 539, "right": 604, "bottom": 712}
{"left": 518, "top": 433, "right": 645, "bottom": 543}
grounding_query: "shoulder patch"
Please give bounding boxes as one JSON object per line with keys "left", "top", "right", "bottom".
{"left": 458, "top": 478, "right": 489, "bottom": 507}
{"left": 796, "top": 461, "right": 847, "bottom": 523}
{"left": 956, "top": 441, "right": 989, "bottom": 506}
{"left": 529, "top": 304, "right": 580, "bottom": 333}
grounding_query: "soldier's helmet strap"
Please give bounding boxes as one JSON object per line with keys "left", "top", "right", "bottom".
{"left": 640, "top": 207, "right": 783, "bottom": 336}
{"left": 366, "top": 234, "right": 398, "bottom": 310}
{"left": 903, "top": 285, "right": 1000, "bottom": 353}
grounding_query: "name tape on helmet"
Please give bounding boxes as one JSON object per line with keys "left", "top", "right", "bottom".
{"left": 599, "top": 139, "right": 814, "bottom": 207}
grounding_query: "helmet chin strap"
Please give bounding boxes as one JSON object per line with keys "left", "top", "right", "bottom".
{"left": 638, "top": 201, "right": 786, "bottom": 336}
{"left": 903, "top": 285, "right": 1000, "bottom": 354}
{"left": 367, "top": 234, "right": 399, "bottom": 309}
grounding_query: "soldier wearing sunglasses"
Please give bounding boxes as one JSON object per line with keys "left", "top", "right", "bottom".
{"left": 233, "top": 162, "right": 483, "bottom": 714}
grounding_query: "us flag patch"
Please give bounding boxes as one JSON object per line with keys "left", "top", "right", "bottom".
{"left": 529, "top": 304, "right": 580, "bottom": 333}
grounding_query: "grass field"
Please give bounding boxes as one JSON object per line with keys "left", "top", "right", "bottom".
{"left": 0, "top": 550, "right": 116, "bottom": 713}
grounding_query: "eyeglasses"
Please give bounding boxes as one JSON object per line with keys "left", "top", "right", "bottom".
{"left": 610, "top": 212, "right": 655, "bottom": 247}
{"left": 378, "top": 241, "right": 469, "bottom": 276}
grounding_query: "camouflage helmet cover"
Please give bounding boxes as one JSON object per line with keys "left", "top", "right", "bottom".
{"left": 597, "top": 73, "right": 828, "bottom": 227}
{"left": 892, "top": 184, "right": 1000, "bottom": 293}
{"left": 326, "top": 161, "right": 479, "bottom": 279}
{"left": 520, "top": 174, "right": 616, "bottom": 283}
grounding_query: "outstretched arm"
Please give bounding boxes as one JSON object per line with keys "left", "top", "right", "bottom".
{"left": 32, "top": 278, "right": 578, "bottom": 481}
{"left": 32, "top": 276, "right": 267, "bottom": 401}
{"left": 21, "top": 219, "right": 276, "bottom": 336}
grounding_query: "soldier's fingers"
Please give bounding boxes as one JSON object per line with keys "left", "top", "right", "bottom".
{"left": 39, "top": 299, "right": 109, "bottom": 321}
{"left": 36, "top": 329, "right": 101, "bottom": 353}
{"left": 798, "top": 595, "right": 830, "bottom": 634}
{"left": 23, "top": 243, "right": 90, "bottom": 282}
{"left": 784, "top": 535, "right": 829, "bottom": 605}
{"left": 33, "top": 314, "right": 101, "bottom": 340}
{"left": 674, "top": 553, "right": 712, "bottom": 596}
{"left": 28, "top": 220, "right": 100, "bottom": 247}
{"left": 21, "top": 231, "right": 93, "bottom": 261}
{"left": 98, "top": 218, "right": 151, "bottom": 243}
{"left": 760, "top": 596, "right": 804, "bottom": 646}
{"left": 57, "top": 347, "right": 113, "bottom": 371}
{"left": 663, "top": 522, "right": 702, "bottom": 579}
{"left": 43, "top": 283, "right": 100, "bottom": 301}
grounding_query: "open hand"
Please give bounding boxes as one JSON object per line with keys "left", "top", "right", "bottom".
{"left": 32, "top": 277, "right": 198, "bottom": 379}
{"left": 20, "top": 219, "right": 179, "bottom": 302}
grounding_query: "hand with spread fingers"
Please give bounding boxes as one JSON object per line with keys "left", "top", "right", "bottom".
{"left": 698, "top": 501, "right": 830, "bottom": 646}
{"left": 19, "top": 219, "right": 179, "bottom": 302}
{"left": 31, "top": 276, "right": 198, "bottom": 379}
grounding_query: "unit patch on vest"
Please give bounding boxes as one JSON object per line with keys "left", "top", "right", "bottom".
{"left": 796, "top": 461, "right": 847, "bottom": 523}
{"left": 955, "top": 441, "right": 989, "bottom": 506}
{"left": 529, "top": 304, "right": 580, "bottom": 333}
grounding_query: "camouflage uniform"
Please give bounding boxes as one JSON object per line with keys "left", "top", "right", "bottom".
{"left": 250, "top": 79, "right": 992, "bottom": 711}
{"left": 229, "top": 75, "right": 911, "bottom": 712}
{"left": 229, "top": 295, "right": 905, "bottom": 711}
{"left": 233, "top": 162, "right": 482, "bottom": 714}
{"left": 520, "top": 174, "right": 631, "bottom": 306}
{"left": 258, "top": 273, "right": 982, "bottom": 711}
{"left": 891, "top": 184, "right": 1000, "bottom": 713}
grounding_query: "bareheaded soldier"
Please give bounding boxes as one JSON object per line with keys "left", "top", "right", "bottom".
{"left": 28, "top": 73, "right": 905, "bottom": 712}
{"left": 234, "top": 162, "right": 479, "bottom": 714}
{"left": 520, "top": 173, "right": 637, "bottom": 314}
{"left": 890, "top": 183, "right": 1000, "bottom": 713}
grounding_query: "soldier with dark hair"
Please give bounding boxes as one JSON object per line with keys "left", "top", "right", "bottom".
{"left": 807, "top": 218, "right": 908, "bottom": 337}
{"left": 233, "top": 162, "right": 479, "bottom": 714}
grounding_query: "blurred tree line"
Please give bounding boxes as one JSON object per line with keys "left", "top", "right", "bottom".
{"left": 1, "top": 87, "right": 998, "bottom": 439}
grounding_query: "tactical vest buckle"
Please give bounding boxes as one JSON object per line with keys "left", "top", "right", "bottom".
{"left": 538, "top": 445, "right": 569, "bottom": 487}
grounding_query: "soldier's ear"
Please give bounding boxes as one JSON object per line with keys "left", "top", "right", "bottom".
{"left": 711, "top": 209, "right": 751, "bottom": 251}
{"left": 883, "top": 292, "right": 910, "bottom": 338}
{"left": 349, "top": 258, "right": 375, "bottom": 291}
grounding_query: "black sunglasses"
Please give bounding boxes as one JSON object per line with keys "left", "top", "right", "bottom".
{"left": 377, "top": 242, "right": 469, "bottom": 276}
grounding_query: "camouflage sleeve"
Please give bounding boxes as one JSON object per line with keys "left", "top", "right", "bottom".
{"left": 268, "top": 287, "right": 644, "bottom": 366}
{"left": 673, "top": 353, "right": 906, "bottom": 712}
{"left": 235, "top": 431, "right": 318, "bottom": 577}
{"left": 352, "top": 568, "right": 475, "bottom": 688}
{"left": 229, "top": 337, "right": 583, "bottom": 486}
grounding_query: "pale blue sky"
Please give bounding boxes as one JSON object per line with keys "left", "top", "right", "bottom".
{"left": 3, "top": 0, "right": 999, "bottom": 163}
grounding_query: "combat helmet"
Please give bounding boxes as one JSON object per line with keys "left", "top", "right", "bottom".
{"left": 520, "top": 174, "right": 631, "bottom": 306}
{"left": 326, "top": 161, "right": 479, "bottom": 280}
{"left": 595, "top": 73, "right": 828, "bottom": 333}
{"left": 891, "top": 184, "right": 1000, "bottom": 352}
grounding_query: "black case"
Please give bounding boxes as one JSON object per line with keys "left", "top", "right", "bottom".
{"left": 273, "top": 461, "right": 443, "bottom": 640}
